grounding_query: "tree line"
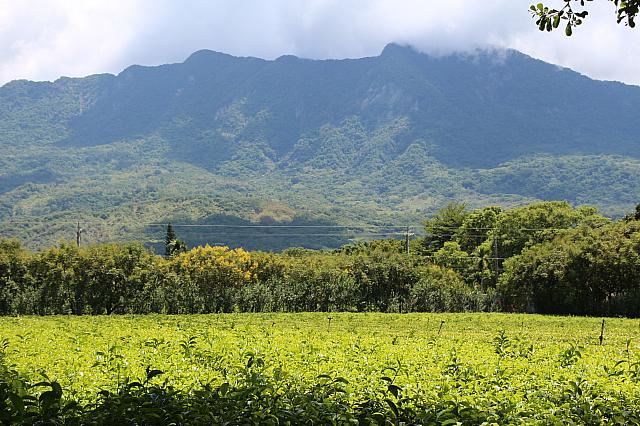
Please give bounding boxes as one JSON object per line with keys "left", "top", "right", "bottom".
{"left": 0, "top": 241, "right": 490, "bottom": 315}
{"left": 0, "top": 201, "right": 639, "bottom": 316}
{"left": 421, "top": 201, "right": 640, "bottom": 316}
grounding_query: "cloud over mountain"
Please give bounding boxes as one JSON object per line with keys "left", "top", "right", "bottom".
{"left": 1, "top": 0, "right": 639, "bottom": 85}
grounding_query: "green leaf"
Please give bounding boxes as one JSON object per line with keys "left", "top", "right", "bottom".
{"left": 146, "top": 369, "right": 164, "bottom": 382}
{"left": 51, "top": 381, "right": 62, "bottom": 398}
{"left": 565, "top": 23, "right": 573, "bottom": 36}
{"left": 388, "top": 384, "right": 402, "bottom": 399}
{"left": 219, "top": 382, "right": 230, "bottom": 396}
{"left": 9, "top": 393, "right": 25, "bottom": 413}
{"left": 539, "top": 19, "right": 547, "bottom": 31}
{"left": 385, "top": 398, "right": 399, "bottom": 417}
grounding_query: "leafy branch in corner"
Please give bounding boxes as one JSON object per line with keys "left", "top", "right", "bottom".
{"left": 530, "top": 0, "right": 639, "bottom": 36}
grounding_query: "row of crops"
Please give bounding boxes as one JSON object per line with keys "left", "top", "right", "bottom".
{"left": 2, "top": 313, "right": 640, "bottom": 424}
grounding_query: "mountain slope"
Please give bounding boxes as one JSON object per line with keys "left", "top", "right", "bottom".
{"left": 0, "top": 44, "right": 638, "bottom": 250}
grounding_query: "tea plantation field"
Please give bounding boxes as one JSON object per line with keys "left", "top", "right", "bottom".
{"left": 2, "top": 313, "right": 640, "bottom": 424}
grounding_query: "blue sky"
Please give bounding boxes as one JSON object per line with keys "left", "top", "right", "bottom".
{"left": 1, "top": 0, "right": 639, "bottom": 85}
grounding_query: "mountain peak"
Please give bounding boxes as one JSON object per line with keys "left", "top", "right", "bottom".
{"left": 275, "top": 54, "right": 300, "bottom": 62}
{"left": 184, "top": 49, "right": 235, "bottom": 63}
{"left": 380, "top": 43, "right": 420, "bottom": 57}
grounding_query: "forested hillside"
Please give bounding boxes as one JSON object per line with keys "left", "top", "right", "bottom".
{"left": 1, "top": 43, "right": 639, "bottom": 250}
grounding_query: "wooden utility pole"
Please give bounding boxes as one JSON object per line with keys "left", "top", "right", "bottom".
{"left": 404, "top": 227, "right": 415, "bottom": 255}
{"left": 76, "top": 222, "right": 84, "bottom": 247}
{"left": 493, "top": 234, "right": 499, "bottom": 281}
{"left": 405, "top": 227, "right": 410, "bottom": 255}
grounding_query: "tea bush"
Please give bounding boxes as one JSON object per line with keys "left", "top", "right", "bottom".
{"left": 1, "top": 313, "right": 640, "bottom": 424}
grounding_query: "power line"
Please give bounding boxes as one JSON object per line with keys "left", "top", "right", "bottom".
{"left": 0, "top": 220, "right": 425, "bottom": 229}
{"left": 145, "top": 223, "right": 418, "bottom": 229}
{"left": 422, "top": 255, "right": 508, "bottom": 260}
{"left": 0, "top": 219, "right": 606, "bottom": 246}
{"left": 147, "top": 224, "right": 586, "bottom": 232}
{"left": 424, "top": 226, "right": 579, "bottom": 232}
{"left": 0, "top": 218, "right": 593, "bottom": 233}
{"left": 145, "top": 232, "right": 414, "bottom": 237}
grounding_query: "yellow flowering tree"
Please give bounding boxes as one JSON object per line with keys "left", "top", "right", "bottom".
{"left": 171, "top": 245, "right": 256, "bottom": 312}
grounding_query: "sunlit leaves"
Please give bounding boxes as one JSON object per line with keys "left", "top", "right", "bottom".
{"left": 2, "top": 313, "right": 640, "bottom": 423}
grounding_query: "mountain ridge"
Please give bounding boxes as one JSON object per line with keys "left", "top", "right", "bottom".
{"left": 5, "top": 43, "right": 638, "bottom": 91}
{"left": 0, "top": 43, "right": 638, "bottom": 250}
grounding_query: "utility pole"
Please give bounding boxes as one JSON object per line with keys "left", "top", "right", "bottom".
{"left": 404, "top": 226, "right": 415, "bottom": 255}
{"left": 492, "top": 234, "right": 499, "bottom": 281}
{"left": 76, "top": 222, "right": 84, "bottom": 247}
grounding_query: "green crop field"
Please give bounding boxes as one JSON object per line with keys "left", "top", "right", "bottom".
{"left": 2, "top": 313, "right": 640, "bottom": 424}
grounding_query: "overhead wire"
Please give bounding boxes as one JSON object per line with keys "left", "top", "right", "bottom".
{"left": 0, "top": 219, "right": 589, "bottom": 232}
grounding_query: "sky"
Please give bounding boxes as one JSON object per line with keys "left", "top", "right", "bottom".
{"left": 1, "top": 0, "right": 639, "bottom": 86}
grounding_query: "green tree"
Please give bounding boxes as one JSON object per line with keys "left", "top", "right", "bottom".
{"left": 624, "top": 203, "right": 640, "bottom": 221}
{"left": 499, "top": 220, "right": 640, "bottom": 316}
{"left": 476, "top": 201, "right": 607, "bottom": 264}
{"left": 82, "top": 243, "right": 154, "bottom": 314}
{"left": 32, "top": 243, "right": 82, "bottom": 314}
{"left": 422, "top": 202, "right": 469, "bottom": 253}
{"left": 165, "top": 223, "right": 187, "bottom": 257}
{"left": 408, "top": 264, "right": 482, "bottom": 312}
{"left": 531, "top": 1, "right": 640, "bottom": 35}
{"left": 165, "top": 224, "right": 176, "bottom": 256}
{"left": 0, "top": 240, "right": 31, "bottom": 315}
{"left": 432, "top": 242, "right": 475, "bottom": 275}
{"left": 455, "top": 205, "right": 502, "bottom": 253}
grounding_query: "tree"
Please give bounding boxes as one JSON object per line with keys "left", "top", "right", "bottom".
{"left": 165, "top": 223, "right": 187, "bottom": 257}
{"left": 171, "top": 245, "right": 256, "bottom": 312}
{"left": 455, "top": 205, "right": 502, "bottom": 253}
{"left": 0, "top": 240, "right": 31, "bottom": 315}
{"left": 499, "top": 220, "right": 640, "bottom": 316}
{"left": 422, "top": 202, "right": 469, "bottom": 253}
{"left": 165, "top": 224, "right": 176, "bottom": 256}
{"left": 531, "top": 1, "right": 640, "bottom": 35}
{"left": 474, "top": 202, "right": 606, "bottom": 262}
{"left": 624, "top": 203, "right": 640, "bottom": 221}
{"left": 82, "top": 243, "right": 154, "bottom": 314}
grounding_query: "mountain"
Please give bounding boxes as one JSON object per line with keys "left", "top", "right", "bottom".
{"left": 1, "top": 43, "right": 639, "bottom": 250}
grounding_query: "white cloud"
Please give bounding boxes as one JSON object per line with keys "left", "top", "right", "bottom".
{"left": 0, "top": 0, "right": 148, "bottom": 83}
{"left": 0, "top": 0, "right": 638, "bottom": 85}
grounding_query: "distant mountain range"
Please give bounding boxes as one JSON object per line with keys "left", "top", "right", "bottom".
{"left": 1, "top": 43, "right": 639, "bottom": 250}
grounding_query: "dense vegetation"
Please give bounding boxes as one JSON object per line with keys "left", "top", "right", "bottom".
{"left": 2, "top": 201, "right": 639, "bottom": 423}
{"left": 0, "top": 239, "right": 491, "bottom": 316}
{"left": 1, "top": 44, "right": 639, "bottom": 250}
{"left": 1, "top": 201, "right": 639, "bottom": 317}
{"left": 421, "top": 201, "right": 640, "bottom": 316}
{"left": 2, "top": 313, "right": 640, "bottom": 424}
